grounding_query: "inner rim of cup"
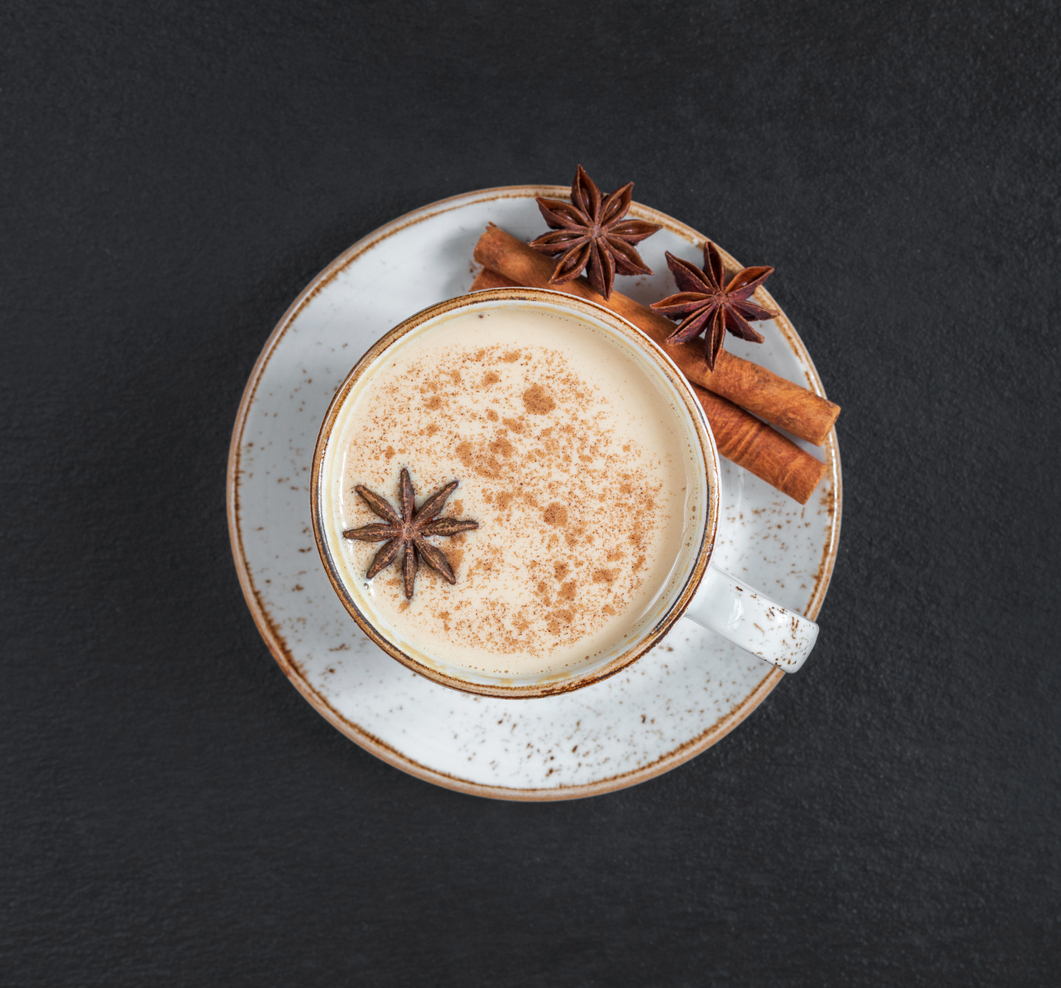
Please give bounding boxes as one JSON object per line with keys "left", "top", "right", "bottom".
{"left": 311, "top": 289, "right": 720, "bottom": 698}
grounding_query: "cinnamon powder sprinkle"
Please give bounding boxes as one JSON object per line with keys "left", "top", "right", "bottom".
{"left": 337, "top": 337, "right": 673, "bottom": 672}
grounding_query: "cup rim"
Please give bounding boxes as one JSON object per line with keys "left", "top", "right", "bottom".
{"left": 310, "top": 287, "right": 721, "bottom": 698}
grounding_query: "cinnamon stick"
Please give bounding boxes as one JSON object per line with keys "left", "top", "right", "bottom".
{"left": 470, "top": 267, "right": 517, "bottom": 292}
{"left": 473, "top": 225, "right": 839, "bottom": 446}
{"left": 470, "top": 266, "right": 827, "bottom": 504}
{"left": 692, "top": 387, "right": 827, "bottom": 505}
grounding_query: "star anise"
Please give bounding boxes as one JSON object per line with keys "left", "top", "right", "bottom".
{"left": 650, "top": 243, "right": 778, "bottom": 370}
{"left": 343, "top": 468, "right": 478, "bottom": 600}
{"left": 529, "top": 164, "right": 661, "bottom": 300}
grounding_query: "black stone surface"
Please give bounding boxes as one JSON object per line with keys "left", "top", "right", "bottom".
{"left": 3, "top": 1, "right": 1059, "bottom": 984}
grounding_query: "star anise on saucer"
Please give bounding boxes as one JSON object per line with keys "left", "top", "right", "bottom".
{"left": 529, "top": 164, "right": 661, "bottom": 300}
{"left": 650, "top": 243, "right": 778, "bottom": 370}
{"left": 343, "top": 468, "right": 479, "bottom": 600}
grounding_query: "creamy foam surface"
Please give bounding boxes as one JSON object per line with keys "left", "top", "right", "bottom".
{"left": 325, "top": 304, "right": 704, "bottom": 678}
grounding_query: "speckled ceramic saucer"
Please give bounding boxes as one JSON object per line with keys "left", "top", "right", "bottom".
{"left": 226, "top": 187, "right": 842, "bottom": 800}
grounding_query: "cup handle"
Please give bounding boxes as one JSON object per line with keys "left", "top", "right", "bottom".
{"left": 682, "top": 565, "right": 819, "bottom": 673}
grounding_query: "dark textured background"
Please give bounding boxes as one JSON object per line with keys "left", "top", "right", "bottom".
{"left": 3, "top": 1, "right": 1059, "bottom": 984}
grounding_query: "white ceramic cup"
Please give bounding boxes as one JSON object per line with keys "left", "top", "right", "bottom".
{"left": 311, "top": 289, "right": 818, "bottom": 698}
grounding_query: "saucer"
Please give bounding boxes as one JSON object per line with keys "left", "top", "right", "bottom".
{"left": 226, "top": 187, "right": 842, "bottom": 800}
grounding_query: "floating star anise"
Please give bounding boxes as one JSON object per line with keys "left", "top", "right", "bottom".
{"left": 529, "top": 164, "right": 661, "bottom": 300}
{"left": 343, "top": 468, "right": 478, "bottom": 600}
{"left": 650, "top": 243, "right": 778, "bottom": 370}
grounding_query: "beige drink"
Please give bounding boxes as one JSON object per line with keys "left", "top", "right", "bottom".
{"left": 323, "top": 303, "right": 706, "bottom": 679}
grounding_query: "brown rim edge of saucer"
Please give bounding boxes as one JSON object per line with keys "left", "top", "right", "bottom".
{"left": 226, "top": 185, "right": 843, "bottom": 802}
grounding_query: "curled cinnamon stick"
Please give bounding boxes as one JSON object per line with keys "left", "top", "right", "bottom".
{"left": 473, "top": 225, "right": 839, "bottom": 446}
{"left": 692, "top": 387, "right": 826, "bottom": 505}
{"left": 470, "top": 265, "right": 827, "bottom": 504}
{"left": 471, "top": 267, "right": 516, "bottom": 292}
